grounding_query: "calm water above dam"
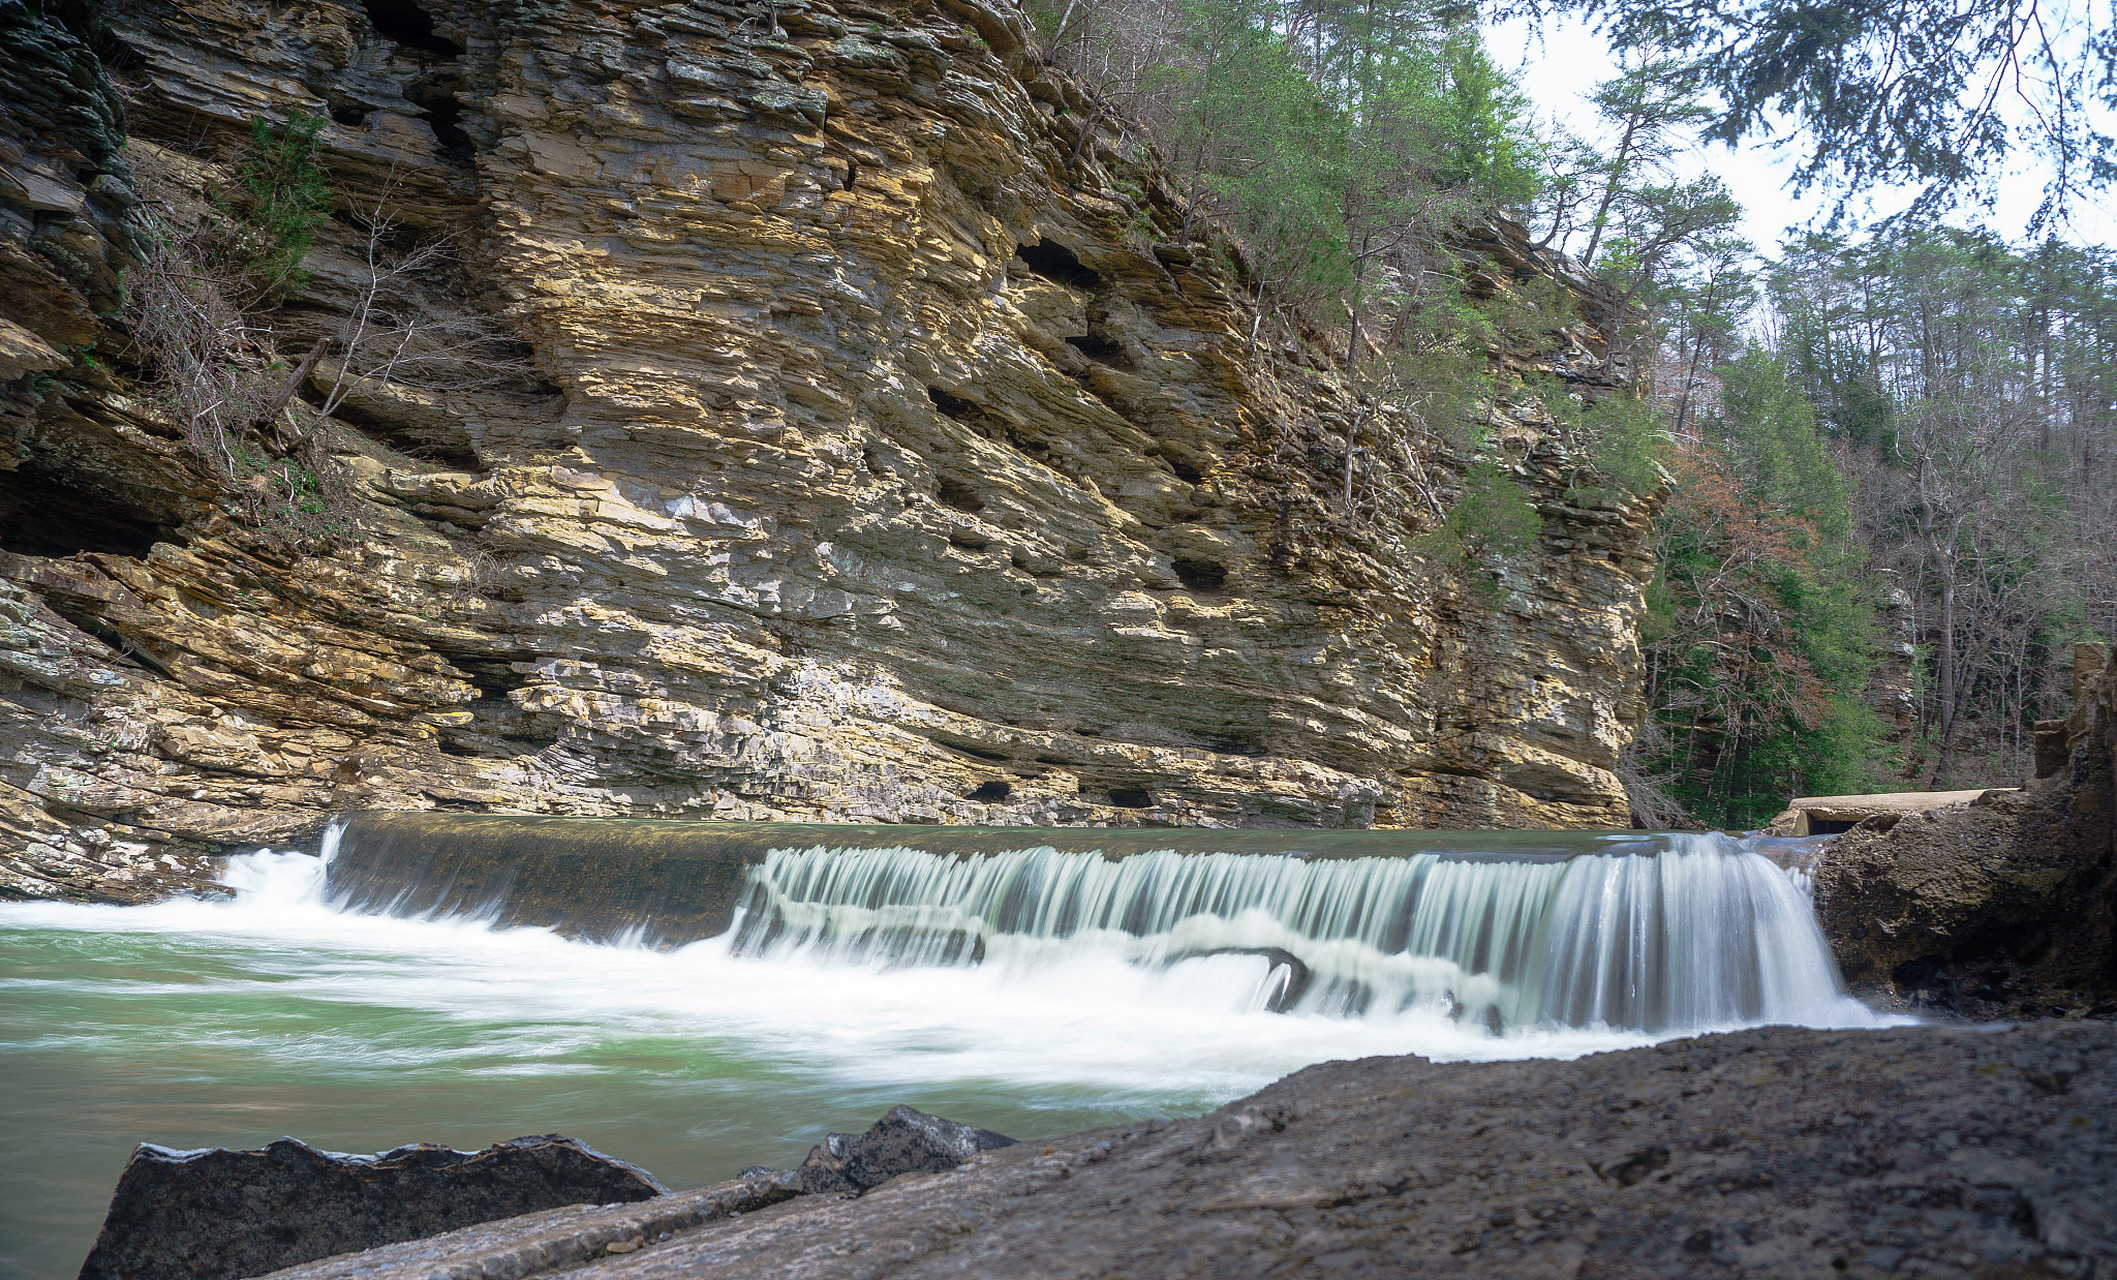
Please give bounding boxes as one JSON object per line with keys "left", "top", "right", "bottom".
{"left": 0, "top": 821, "right": 1891, "bottom": 1279}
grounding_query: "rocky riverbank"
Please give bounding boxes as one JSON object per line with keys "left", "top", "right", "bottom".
{"left": 208, "top": 1019, "right": 2117, "bottom": 1279}
{"left": 1817, "top": 644, "right": 2117, "bottom": 1020}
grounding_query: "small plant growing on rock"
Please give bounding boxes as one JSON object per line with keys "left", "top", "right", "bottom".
{"left": 231, "top": 113, "right": 333, "bottom": 292}
{"left": 1410, "top": 456, "right": 1541, "bottom": 607}
{"left": 122, "top": 136, "right": 524, "bottom": 553}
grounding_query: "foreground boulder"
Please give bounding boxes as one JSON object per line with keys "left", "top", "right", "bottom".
{"left": 77, "top": 1135, "right": 665, "bottom": 1280}
{"left": 1816, "top": 643, "right": 2117, "bottom": 1017}
{"left": 267, "top": 1021, "right": 2117, "bottom": 1280}
{"left": 763, "top": 1106, "right": 1017, "bottom": 1196}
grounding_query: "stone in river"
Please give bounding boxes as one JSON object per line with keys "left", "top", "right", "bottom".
{"left": 790, "top": 1106, "right": 1017, "bottom": 1196}
{"left": 76, "top": 1134, "right": 666, "bottom": 1280}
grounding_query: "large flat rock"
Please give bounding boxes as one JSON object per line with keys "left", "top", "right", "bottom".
{"left": 270, "top": 1022, "right": 2116, "bottom": 1280}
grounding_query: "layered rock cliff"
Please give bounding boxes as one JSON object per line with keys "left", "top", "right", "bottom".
{"left": 0, "top": 0, "right": 1655, "bottom": 901}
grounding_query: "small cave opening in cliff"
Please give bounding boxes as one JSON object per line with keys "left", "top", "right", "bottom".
{"left": 435, "top": 651, "right": 533, "bottom": 701}
{"left": 362, "top": 0, "right": 464, "bottom": 57}
{"left": 964, "top": 780, "right": 1013, "bottom": 803}
{"left": 928, "top": 734, "right": 1009, "bottom": 762}
{"left": 935, "top": 475, "right": 987, "bottom": 514}
{"left": 927, "top": 386, "right": 987, "bottom": 428}
{"left": 1171, "top": 556, "right": 1228, "bottom": 591}
{"left": 1158, "top": 450, "right": 1204, "bottom": 484}
{"left": 0, "top": 467, "right": 177, "bottom": 559}
{"left": 1106, "top": 786, "right": 1155, "bottom": 809}
{"left": 1014, "top": 239, "right": 1102, "bottom": 291}
{"left": 1065, "top": 333, "right": 1133, "bottom": 370}
{"left": 411, "top": 84, "right": 478, "bottom": 167}
{"left": 93, "top": 28, "right": 148, "bottom": 77}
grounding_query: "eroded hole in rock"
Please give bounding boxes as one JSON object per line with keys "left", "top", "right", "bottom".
{"left": 1159, "top": 452, "right": 1204, "bottom": 484}
{"left": 1013, "top": 239, "right": 1101, "bottom": 290}
{"left": 1107, "top": 786, "right": 1154, "bottom": 809}
{"left": 329, "top": 101, "right": 370, "bottom": 128}
{"left": 55, "top": 610, "right": 174, "bottom": 677}
{"left": 929, "top": 735, "right": 1008, "bottom": 762}
{"left": 1171, "top": 557, "right": 1227, "bottom": 591}
{"left": 362, "top": 0, "right": 463, "bottom": 56}
{"left": 935, "top": 476, "right": 985, "bottom": 514}
{"left": 927, "top": 386, "right": 983, "bottom": 425}
{"left": 0, "top": 468, "right": 178, "bottom": 558}
{"left": 965, "top": 780, "right": 1012, "bottom": 803}
{"left": 411, "top": 86, "right": 476, "bottom": 166}
{"left": 1065, "top": 333, "right": 1133, "bottom": 369}
{"left": 321, "top": 396, "right": 481, "bottom": 471}
{"left": 95, "top": 30, "right": 148, "bottom": 76}
{"left": 431, "top": 654, "right": 560, "bottom": 757}
{"left": 437, "top": 653, "right": 531, "bottom": 701}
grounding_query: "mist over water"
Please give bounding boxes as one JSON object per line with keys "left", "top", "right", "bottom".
{"left": 1, "top": 834, "right": 1896, "bottom": 1279}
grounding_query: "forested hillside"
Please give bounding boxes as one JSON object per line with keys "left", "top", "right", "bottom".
{"left": 1028, "top": 0, "right": 2117, "bottom": 827}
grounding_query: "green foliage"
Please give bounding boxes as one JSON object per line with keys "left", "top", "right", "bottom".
{"left": 229, "top": 439, "right": 364, "bottom": 549}
{"left": 234, "top": 113, "right": 332, "bottom": 289}
{"left": 1414, "top": 455, "right": 1541, "bottom": 605}
{"left": 1540, "top": 0, "right": 2115, "bottom": 228}
{"left": 1430, "top": 29, "right": 1543, "bottom": 205}
{"left": 1579, "top": 394, "right": 1664, "bottom": 498}
{"left": 1681, "top": 696, "right": 1890, "bottom": 830}
{"left": 1714, "top": 346, "right": 1851, "bottom": 541}
{"left": 1769, "top": 225, "right": 2117, "bottom": 784}
{"left": 1051, "top": 0, "right": 1546, "bottom": 328}
{"left": 1637, "top": 347, "right": 1884, "bottom": 827}
{"left": 1535, "top": 379, "right": 1666, "bottom": 501}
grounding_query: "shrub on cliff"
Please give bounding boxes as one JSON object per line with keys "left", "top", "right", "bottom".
{"left": 230, "top": 113, "right": 333, "bottom": 292}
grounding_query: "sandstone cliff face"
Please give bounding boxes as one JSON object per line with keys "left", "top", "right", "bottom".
{"left": 0, "top": 0, "right": 1655, "bottom": 900}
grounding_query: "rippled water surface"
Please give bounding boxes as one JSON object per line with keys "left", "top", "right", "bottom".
{"left": 0, "top": 848, "right": 1889, "bottom": 1279}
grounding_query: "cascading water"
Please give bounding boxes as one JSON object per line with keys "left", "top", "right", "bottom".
{"left": 0, "top": 814, "right": 1897, "bottom": 1279}
{"left": 727, "top": 833, "right": 1848, "bottom": 1032}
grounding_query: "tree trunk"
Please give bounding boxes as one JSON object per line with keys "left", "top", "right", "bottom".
{"left": 254, "top": 336, "right": 332, "bottom": 453}
{"left": 1934, "top": 546, "right": 1958, "bottom": 785}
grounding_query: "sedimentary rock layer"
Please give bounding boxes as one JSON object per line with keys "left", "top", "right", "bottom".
{"left": 269, "top": 1020, "right": 2117, "bottom": 1280}
{"left": 2, "top": 0, "right": 1655, "bottom": 900}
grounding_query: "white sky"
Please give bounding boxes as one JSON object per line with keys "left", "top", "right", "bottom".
{"left": 1484, "top": 14, "right": 2117, "bottom": 256}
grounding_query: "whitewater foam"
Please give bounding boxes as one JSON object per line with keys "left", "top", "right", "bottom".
{"left": 0, "top": 833, "right": 1898, "bottom": 1106}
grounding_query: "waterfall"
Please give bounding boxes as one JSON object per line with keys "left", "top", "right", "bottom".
{"left": 317, "top": 814, "right": 1858, "bottom": 1036}
{"left": 724, "top": 833, "right": 1842, "bottom": 1032}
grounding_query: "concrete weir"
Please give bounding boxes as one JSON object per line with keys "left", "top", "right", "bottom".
{"left": 321, "top": 814, "right": 1856, "bottom": 1033}
{"left": 321, "top": 813, "right": 1653, "bottom": 948}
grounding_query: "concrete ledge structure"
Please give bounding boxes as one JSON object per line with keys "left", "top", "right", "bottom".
{"left": 1767, "top": 789, "right": 2017, "bottom": 836}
